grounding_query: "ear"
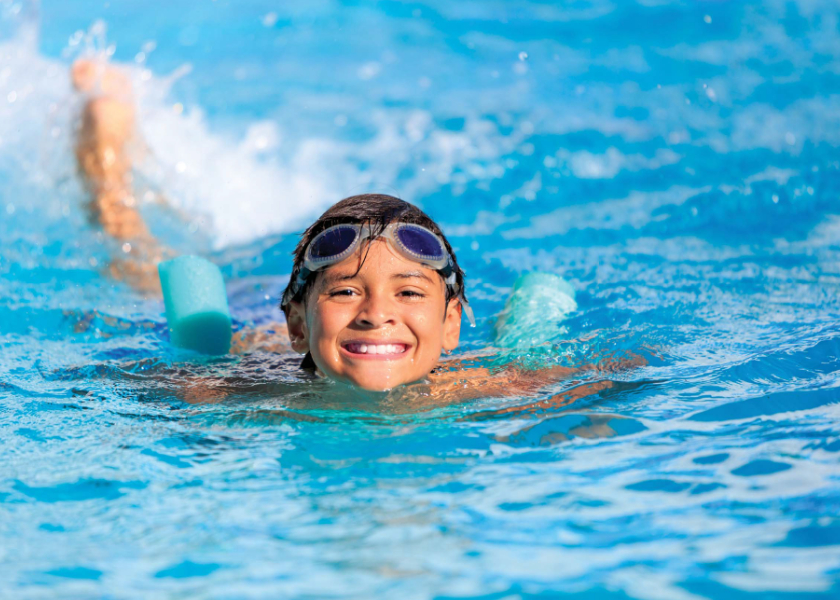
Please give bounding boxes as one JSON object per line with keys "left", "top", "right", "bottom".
{"left": 442, "top": 298, "right": 463, "bottom": 352}
{"left": 286, "top": 301, "right": 310, "bottom": 354}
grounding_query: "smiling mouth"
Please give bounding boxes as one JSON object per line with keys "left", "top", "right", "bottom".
{"left": 342, "top": 342, "right": 409, "bottom": 356}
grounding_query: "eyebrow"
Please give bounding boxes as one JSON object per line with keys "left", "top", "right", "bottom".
{"left": 320, "top": 272, "right": 359, "bottom": 287}
{"left": 392, "top": 271, "right": 434, "bottom": 283}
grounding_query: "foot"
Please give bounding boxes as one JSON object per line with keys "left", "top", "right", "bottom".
{"left": 71, "top": 58, "right": 133, "bottom": 100}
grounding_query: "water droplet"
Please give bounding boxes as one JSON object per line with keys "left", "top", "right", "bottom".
{"left": 357, "top": 62, "right": 381, "bottom": 80}
{"left": 518, "top": 51, "right": 528, "bottom": 61}
{"left": 785, "top": 132, "right": 796, "bottom": 145}
{"left": 704, "top": 15, "right": 712, "bottom": 24}
{"left": 261, "top": 12, "right": 278, "bottom": 27}
{"left": 122, "top": 243, "right": 132, "bottom": 254}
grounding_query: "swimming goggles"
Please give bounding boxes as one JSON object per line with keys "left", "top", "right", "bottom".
{"left": 282, "top": 222, "right": 475, "bottom": 326}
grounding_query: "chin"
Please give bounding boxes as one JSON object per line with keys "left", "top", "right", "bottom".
{"left": 313, "top": 352, "right": 432, "bottom": 391}
{"left": 338, "top": 366, "right": 427, "bottom": 391}
{"left": 347, "top": 375, "right": 410, "bottom": 392}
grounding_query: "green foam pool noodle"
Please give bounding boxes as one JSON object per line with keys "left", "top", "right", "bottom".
{"left": 158, "top": 255, "right": 232, "bottom": 355}
{"left": 494, "top": 272, "right": 577, "bottom": 349}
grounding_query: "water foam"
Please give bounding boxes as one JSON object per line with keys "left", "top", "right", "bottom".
{"left": 0, "top": 12, "right": 529, "bottom": 250}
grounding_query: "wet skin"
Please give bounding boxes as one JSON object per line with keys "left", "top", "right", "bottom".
{"left": 285, "top": 240, "right": 463, "bottom": 391}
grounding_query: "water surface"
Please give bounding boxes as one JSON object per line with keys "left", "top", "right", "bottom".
{"left": 1, "top": 1, "right": 839, "bottom": 598}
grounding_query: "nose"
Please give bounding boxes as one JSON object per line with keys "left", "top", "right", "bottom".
{"left": 354, "top": 291, "right": 396, "bottom": 328}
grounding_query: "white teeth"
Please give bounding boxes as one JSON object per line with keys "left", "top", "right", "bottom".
{"left": 347, "top": 343, "right": 406, "bottom": 354}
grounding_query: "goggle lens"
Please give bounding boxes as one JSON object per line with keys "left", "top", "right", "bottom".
{"left": 396, "top": 225, "right": 445, "bottom": 261}
{"left": 309, "top": 226, "right": 358, "bottom": 261}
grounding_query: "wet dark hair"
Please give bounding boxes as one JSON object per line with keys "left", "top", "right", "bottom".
{"left": 280, "top": 193, "right": 467, "bottom": 314}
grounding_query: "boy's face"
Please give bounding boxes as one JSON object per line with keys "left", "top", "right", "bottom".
{"left": 286, "top": 240, "right": 462, "bottom": 391}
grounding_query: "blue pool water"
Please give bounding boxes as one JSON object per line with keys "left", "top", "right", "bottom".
{"left": 1, "top": 0, "right": 840, "bottom": 597}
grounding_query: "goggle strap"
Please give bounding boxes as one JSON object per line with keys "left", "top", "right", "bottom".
{"left": 282, "top": 265, "right": 311, "bottom": 306}
{"left": 461, "top": 296, "right": 476, "bottom": 328}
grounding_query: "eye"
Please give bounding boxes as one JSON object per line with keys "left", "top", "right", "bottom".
{"left": 398, "top": 289, "right": 426, "bottom": 299}
{"left": 329, "top": 288, "right": 357, "bottom": 298}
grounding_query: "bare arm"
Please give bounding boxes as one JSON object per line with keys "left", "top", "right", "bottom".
{"left": 230, "top": 322, "right": 292, "bottom": 355}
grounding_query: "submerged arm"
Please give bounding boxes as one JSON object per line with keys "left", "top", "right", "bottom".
{"left": 179, "top": 322, "right": 294, "bottom": 404}
{"left": 427, "top": 350, "right": 646, "bottom": 405}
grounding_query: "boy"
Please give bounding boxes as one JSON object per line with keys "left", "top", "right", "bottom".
{"left": 280, "top": 193, "right": 470, "bottom": 392}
